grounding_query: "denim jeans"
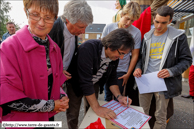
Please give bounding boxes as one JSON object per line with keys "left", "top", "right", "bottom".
{"left": 104, "top": 72, "right": 126, "bottom": 101}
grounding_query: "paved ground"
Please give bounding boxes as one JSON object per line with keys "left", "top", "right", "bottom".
{"left": 166, "top": 81, "right": 194, "bottom": 129}
{"left": 1, "top": 81, "right": 193, "bottom": 129}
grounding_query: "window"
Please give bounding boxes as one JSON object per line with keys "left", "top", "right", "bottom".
{"left": 85, "top": 34, "right": 89, "bottom": 39}
{"left": 96, "top": 34, "right": 101, "bottom": 39}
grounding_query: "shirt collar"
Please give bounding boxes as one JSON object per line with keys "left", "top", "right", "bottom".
{"left": 101, "top": 47, "right": 111, "bottom": 62}
{"left": 64, "top": 23, "right": 74, "bottom": 39}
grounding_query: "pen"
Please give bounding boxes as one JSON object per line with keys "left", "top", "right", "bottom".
{"left": 127, "top": 96, "right": 129, "bottom": 108}
{"left": 111, "top": 123, "right": 122, "bottom": 129}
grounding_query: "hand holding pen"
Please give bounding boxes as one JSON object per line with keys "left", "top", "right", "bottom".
{"left": 117, "top": 95, "right": 132, "bottom": 107}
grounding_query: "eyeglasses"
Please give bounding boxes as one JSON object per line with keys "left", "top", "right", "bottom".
{"left": 117, "top": 49, "right": 125, "bottom": 56}
{"left": 26, "top": 10, "right": 55, "bottom": 24}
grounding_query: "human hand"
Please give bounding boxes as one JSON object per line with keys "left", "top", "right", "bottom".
{"left": 133, "top": 68, "right": 142, "bottom": 78}
{"left": 53, "top": 96, "right": 69, "bottom": 113}
{"left": 63, "top": 70, "right": 72, "bottom": 80}
{"left": 117, "top": 95, "right": 132, "bottom": 107}
{"left": 94, "top": 106, "right": 116, "bottom": 120}
{"left": 118, "top": 74, "right": 129, "bottom": 86}
{"left": 157, "top": 69, "right": 170, "bottom": 78}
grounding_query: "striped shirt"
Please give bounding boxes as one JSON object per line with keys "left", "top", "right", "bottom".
{"left": 92, "top": 47, "right": 111, "bottom": 84}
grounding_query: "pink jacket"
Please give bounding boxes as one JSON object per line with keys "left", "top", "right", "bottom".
{"left": 0, "top": 25, "right": 66, "bottom": 124}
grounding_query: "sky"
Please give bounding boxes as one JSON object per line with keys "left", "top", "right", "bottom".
{"left": 6, "top": 0, "right": 130, "bottom": 28}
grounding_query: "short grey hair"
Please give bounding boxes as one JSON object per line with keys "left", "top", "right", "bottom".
{"left": 61, "top": 0, "right": 93, "bottom": 25}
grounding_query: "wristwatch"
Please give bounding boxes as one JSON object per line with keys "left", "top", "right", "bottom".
{"left": 116, "top": 94, "right": 122, "bottom": 99}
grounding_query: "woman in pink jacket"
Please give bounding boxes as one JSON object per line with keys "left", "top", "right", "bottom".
{"left": 0, "top": 0, "right": 68, "bottom": 128}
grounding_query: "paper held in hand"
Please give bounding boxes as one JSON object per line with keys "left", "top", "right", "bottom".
{"left": 102, "top": 100, "right": 151, "bottom": 129}
{"left": 135, "top": 71, "right": 167, "bottom": 94}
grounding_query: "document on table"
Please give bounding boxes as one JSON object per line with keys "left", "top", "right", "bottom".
{"left": 102, "top": 100, "right": 151, "bottom": 129}
{"left": 135, "top": 71, "right": 167, "bottom": 94}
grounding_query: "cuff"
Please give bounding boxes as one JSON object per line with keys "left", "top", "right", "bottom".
{"left": 166, "top": 69, "right": 174, "bottom": 77}
{"left": 60, "top": 94, "right": 66, "bottom": 99}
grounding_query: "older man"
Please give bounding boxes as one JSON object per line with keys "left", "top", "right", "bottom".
{"left": 48, "top": 0, "right": 93, "bottom": 129}
{"left": 2, "top": 22, "right": 16, "bottom": 41}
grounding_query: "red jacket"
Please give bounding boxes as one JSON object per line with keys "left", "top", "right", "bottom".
{"left": 132, "top": 6, "right": 151, "bottom": 40}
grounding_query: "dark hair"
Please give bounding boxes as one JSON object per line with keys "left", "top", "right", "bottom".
{"left": 154, "top": 6, "right": 174, "bottom": 20}
{"left": 6, "top": 22, "right": 15, "bottom": 26}
{"left": 101, "top": 28, "right": 134, "bottom": 51}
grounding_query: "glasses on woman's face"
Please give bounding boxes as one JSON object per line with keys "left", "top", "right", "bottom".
{"left": 117, "top": 49, "right": 125, "bottom": 56}
{"left": 26, "top": 10, "right": 55, "bottom": 24}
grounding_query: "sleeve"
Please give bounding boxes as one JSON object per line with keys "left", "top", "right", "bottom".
{"left": 133, "top": 29, "right": 142, "bottom": 49}
{"left": 190, "top": 37, "right": 194, "bottom": 56}
{"left": 116, "top": 11, "right": 122, "bottom": 23}
{"left": 106, "top": 61, "right": 119, "bottom": 87}
{"left": 5, "top": 98, "right": 55, "bottom": 112}
{"left": 57, "top": 46, "right": 67, "bottom": 86}
{"left": 2, "top": 34, "right": 6, "bottom": 41}
{"left": 77, "top": 44, "right": 95, "bottom": 96}
{"left": 101, "top": 24, "right": 109, "bottom": 39}
{"left": 0, "top": 43, "right": 27, "bottom": 105}
{"left": 168, "top": 34, "right": 192, "bottom": 76}
{"left": 135, "top": 38, "right": 144, "bottom": 70}
{"left": 60, "top": 87, "right": 67, "bottom": 97}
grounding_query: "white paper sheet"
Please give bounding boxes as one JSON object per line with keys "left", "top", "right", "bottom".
{"left": 102, "top": 100, "right": 151, "bottom": 129}
{"left": 135, "top": 71, "right": 167, "bottom": 94}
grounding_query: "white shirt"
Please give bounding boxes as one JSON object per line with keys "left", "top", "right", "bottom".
{"left": 63, "top": 23, "right": 75, "bottom": 70}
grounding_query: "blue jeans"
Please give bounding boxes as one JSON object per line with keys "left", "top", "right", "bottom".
{"left": 104, "top": 72, "right": 126, "bottom": 101}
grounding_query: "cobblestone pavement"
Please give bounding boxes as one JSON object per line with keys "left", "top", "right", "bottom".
{"left": 1, "top": 82, "right": 193, "bottom": 129}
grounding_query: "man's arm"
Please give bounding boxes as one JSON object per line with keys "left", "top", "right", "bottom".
{"left": 106, "top": 59, "right": 132, "bottom": 106}
{"left": 118, "top": 49, "right": 140, "bottom": 86}
{"left": 85, "top": 86, "right": 132, "bottom": 119}
{"left": 101, "top": 24, "right": 109, "bottom": 39}
{"left": 109, "top": 85, "right": 132, "bottom": 106}
{"left": 162, "top": 34, "right": 192, "bottom": 77}
{"left": 134, "top": 38, "right": 145, "bottom": 77}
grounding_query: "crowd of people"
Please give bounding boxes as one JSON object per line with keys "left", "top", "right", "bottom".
{"left": 0, "top": 0, "right": 193, "bottom": 129}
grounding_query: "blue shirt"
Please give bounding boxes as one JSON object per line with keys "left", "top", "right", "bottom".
{"left": 2, "top": 32, "right": 11, "bottom": 41}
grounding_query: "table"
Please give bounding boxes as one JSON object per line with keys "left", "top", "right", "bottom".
{"left": 79, "top": 100, "right": 150, "bottom": 129}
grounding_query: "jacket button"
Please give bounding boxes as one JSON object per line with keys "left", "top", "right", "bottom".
{"left": 55, "top": 73, "right": 58, "bottom": 77}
